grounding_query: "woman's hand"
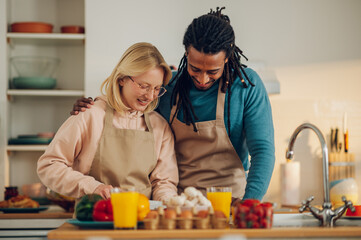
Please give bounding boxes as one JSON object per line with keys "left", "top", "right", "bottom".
{"left": 94, "top": 184, "right": 113, "bottom": 200}
{"left": 70, "top": 97, "right": 94, "bottom": 115}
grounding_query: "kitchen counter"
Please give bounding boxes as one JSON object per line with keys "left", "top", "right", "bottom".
{"left": 0, "top": 205, "right": 72, "bottom": 239}
{"left": 48, "top": 222, "right": 361, "bottom": 240}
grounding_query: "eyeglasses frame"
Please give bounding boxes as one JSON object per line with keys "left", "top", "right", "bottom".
{"left": 127, "top": 76, "right": 167, "bottom": 97}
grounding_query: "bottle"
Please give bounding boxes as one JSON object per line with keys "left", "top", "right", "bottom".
{"left": 4, "top": 186, "right": 18, "bottom": 200}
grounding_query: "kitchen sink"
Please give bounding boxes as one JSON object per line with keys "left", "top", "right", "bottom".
{"left": 273, "top": 213, "right": 361, "bottom": 227}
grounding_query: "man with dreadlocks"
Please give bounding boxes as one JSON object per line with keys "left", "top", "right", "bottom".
{"left": 71, "top": 7, "right": 275, "bottom": 203}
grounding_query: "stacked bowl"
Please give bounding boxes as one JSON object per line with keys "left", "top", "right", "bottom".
{"left": 11, "top": 56, "right": 60, "bottom": 89}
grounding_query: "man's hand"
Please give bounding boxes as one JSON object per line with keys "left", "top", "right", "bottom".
{"left": 93, "top": 184, "right": 113, "bottom": 200}
{"left": 231, "top": 197, "right": 242, "bottom": 207}
{"left": 70, "top": 97, "right": 94, "bottom": 115}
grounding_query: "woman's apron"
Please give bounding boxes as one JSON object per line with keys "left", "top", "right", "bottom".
{"left": 89, "top": 104, "right": 157, "bottom": 199}
{"left": 170, "top": 80, "right": 246, "bottom": 198}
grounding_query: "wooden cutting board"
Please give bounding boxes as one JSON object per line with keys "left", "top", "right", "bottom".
{"left": 0, "top": 212, "right": 73, "bottom": 219}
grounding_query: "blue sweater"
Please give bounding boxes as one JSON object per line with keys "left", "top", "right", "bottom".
{"left": 156, "top": 68, "right": 275, "bottom": 200}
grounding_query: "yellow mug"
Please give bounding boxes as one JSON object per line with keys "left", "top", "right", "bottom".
{"left": 206, "top": 186, "right": 232, "bottom": 220}
{"left": 111, "top": 187, "right": 139, "bottom": 229}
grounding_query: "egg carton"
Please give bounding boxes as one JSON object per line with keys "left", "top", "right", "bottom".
{"left": 143, "top": 206, "right": 229, "bottom": 230}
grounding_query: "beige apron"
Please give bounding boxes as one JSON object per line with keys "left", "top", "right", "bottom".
{"left": 89, "top": 104, "right": 157, "bottom": 199}
{"left": 170, "top": 80, "right": 246, "bottom": 198}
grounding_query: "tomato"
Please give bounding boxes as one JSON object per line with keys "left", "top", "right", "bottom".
{"left": 253, "top": 205, "right": 265, "bottom": 218}
{"left": 251, "top": 221, "right": 260, "bottom": 228}
{"left": 242, "top": 199, "right": 260, "bottom": 208}
{"left": 238, "top": 220, "right": 247, "bottom": 228}
{"left": 245, "top": 213, "right": 258, "bottom": 222}
{"left": 236, "top": 204, "right": 250, "bottom": 216}
{"left": 260, "top": 218, "right": 271, "bottom": 228}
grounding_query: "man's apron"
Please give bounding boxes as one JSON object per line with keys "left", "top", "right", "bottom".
{"left": 170, "top": 80, "right": 246, "bottom": 198}
{"left": 89, "top": 104, "right": 157, "bottom": 199}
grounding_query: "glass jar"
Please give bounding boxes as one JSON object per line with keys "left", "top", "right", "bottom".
{"left": 4, "top": 186, "right": 18, "bottom": 200}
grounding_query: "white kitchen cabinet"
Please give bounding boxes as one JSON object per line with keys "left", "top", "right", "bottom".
{"left": 0, "top": 0, "right": 85, "bottom": 199}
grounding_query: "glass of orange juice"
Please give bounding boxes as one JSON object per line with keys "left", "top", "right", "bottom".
{"left": 206, "top": 187, "right": 232, "bottom": 220}
{"left": 111, "top": 187, "right": 139, "bottom": 229}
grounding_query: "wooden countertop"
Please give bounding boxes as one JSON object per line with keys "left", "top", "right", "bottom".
{"left": 48, "top": 223, "right": 361, "bottom": 239}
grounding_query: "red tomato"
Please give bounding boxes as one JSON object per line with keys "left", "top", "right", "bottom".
{"left": 253, "top": 205, "right": 265, "bottom": 218}
{"left": 242, "top": 199, "right": 260, "bottom": 208}
{"left": 251, "top": 221, "right": 260, "bottom": 228}
{"left": 245, "top": 213, "right": 259, "bottom": 222}
{"left": 236, "top": 204, "right": 250, "bottom": 216}
{"left": 260, "top": 218, "right": 271, "bottom": 228}
{"left": 260, "top": 202, "right": 273, "bottom": 208}
{"left": 238, "top": 220, "right": 247, "bottom": 228}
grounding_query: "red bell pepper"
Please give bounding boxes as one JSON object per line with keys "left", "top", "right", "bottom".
{"left": 92, "top": 199, "right": 113, "bottom": 221}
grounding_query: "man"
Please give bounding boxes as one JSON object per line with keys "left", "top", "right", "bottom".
{"left": 71, "top": 7, "right": 275, "bottom": 203}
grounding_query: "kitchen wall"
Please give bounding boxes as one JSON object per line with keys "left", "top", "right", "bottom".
{"left": 86, "top": 0, "right": 361, "bottom": 205}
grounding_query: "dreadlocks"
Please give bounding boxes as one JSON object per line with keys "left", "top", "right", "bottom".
{"left": 170, "top": 7, "right": 254, "bottom": 134}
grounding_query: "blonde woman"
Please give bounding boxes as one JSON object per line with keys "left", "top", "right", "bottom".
{"left": 37, "top": 42, "right": 178, "bottom": 201}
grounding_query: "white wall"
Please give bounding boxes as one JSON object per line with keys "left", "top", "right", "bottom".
{"left": 85, "top": 0, "right": 361, "bottom": 205}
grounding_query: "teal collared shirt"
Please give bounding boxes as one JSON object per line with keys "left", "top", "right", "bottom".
{"left": 156, "top": 67, "right": 275, "bottom": 200}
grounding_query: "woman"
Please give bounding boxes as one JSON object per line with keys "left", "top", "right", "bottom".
{"left": 37, "top": 42, "right": 179, "bottom": 201}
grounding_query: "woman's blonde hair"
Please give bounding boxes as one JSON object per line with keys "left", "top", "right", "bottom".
{"left": 101, "top": 42, "right": 172, "bottom": 114}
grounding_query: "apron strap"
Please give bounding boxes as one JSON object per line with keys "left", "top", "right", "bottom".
{"left": 170, "top": 79, "right": 226, "bottom": 124}
{"left": 216, "top": 79, "right": 226, "bottom": 122}
{"left": 104, "top": 104, "right": 114, "bottom": 128}
{"left": 144, "top": 113, "right": 153, "bottom": 133}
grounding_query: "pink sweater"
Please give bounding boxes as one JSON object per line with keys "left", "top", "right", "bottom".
{"left": 37, "top": 96, "right": 178, "bottom": 201}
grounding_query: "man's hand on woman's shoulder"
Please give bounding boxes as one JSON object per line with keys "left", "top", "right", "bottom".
{"left": 70, "top": 97, "right": 94, "bottom": 115}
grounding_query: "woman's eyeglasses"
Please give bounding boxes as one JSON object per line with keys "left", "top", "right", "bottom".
{"left": 128, "top": 76, "right": 167, "bottom": 97}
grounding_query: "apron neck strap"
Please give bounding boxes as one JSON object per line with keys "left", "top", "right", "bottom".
{"left": 170, "top": 79, "right": 226, "bottom": 123}
{"left": 216, "top": 79, "right": 226, "bottom": 121}
{"left": 105, "top": 104, "right": 114, "bottom": 127}
{"left": 144, "top": 112, "right": 153, "bottom": 133}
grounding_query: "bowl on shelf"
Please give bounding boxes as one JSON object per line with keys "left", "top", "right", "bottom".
{"left": 10, "top": 56, "right": 59, "bottom": 89}
{"left": 11, "top": 22, "right": 53, "bottom": 33}
{"left": 11, "top": 56, "right": 60, "bottom": 78}
{"left": 61, "top": 25, "right": 85, "bottom": 34}
{"left": 12, "top": 77, "right": 56, "bottom": 89}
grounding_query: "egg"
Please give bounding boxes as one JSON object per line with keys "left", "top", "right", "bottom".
{"left": 197, "top": 210, "right": 209, "bottom": 218}
{"left": 145, "top": 210, "right": 158, "bottom": 219}
{"left": 180, "top": 210, "right": 193, "bottom": 219}
{"left": 164, "top": 209, "right": 177, "bottom": 219}
{"left": 214, "top": 210, "right": 226, "bottom": 218}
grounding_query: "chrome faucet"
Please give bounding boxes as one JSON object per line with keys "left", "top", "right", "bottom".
{"left": 285, "top": 123, "right": 355, "bottom": 227}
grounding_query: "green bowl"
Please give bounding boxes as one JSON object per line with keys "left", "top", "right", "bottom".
{"left": 12, "top": 77, "right": 56, "bottom": 89}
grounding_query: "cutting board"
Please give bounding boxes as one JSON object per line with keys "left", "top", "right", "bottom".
{"left": 0, "top": 212, "right": 73, "bottom": 219}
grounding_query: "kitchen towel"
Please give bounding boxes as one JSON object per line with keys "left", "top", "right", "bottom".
{"left": 281, "top": 161, "right": 300, "bottom": 206}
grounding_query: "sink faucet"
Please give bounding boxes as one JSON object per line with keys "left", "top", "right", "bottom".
{"left": 285, "top": 123, "right": 355, "bottom": 227}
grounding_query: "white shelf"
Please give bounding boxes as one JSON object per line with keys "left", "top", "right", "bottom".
{"left": 7, "top": 145, "right": 48, "bottom": 152}
{"left": 7, "top": 89, "right": 85, "bottom": 97}
{"left": 7, "top": 33, "right": 85, "bottom": 45}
